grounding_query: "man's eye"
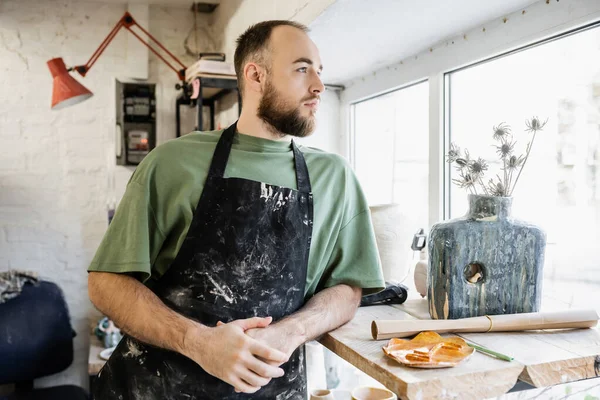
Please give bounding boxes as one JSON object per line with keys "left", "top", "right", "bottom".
{"left": 297, "top": 67, "right": 307, "bottom": 73}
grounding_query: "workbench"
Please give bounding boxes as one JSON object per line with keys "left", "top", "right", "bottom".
{"left": 319, "top": 298, "right": 600, "bottom": 399}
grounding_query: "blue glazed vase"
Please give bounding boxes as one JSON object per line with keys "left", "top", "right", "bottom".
{"left": 427, "top": 194, "right": 546, "bottom": 320}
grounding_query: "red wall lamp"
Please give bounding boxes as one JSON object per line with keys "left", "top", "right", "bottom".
{"left": 47, "top": 12, "right": 187, "bottom": 110}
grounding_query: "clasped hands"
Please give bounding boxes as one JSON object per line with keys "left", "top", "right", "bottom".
{"left": 182, "top": 316, "right": 301, "bottom": 394}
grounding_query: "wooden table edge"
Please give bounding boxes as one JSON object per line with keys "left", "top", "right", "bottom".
{"left": 319, "top": 331, "right": 525, "bottom": 400}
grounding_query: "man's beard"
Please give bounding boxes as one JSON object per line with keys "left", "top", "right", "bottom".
{"left": 257, "top": 80, "right": 317, "bottom": 138}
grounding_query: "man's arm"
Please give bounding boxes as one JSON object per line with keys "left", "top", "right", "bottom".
{"left": 88, "top": 271, "right": 193, "bottom": 354}
{"left": 88, "top": 271, "right": 288, "bottom": 393}
{"left": 245, "top": 284, "right": 362, "bottom": 357}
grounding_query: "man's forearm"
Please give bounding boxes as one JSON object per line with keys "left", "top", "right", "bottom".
{"left": 276, "top": 284, "right": 362, "bottom": 347}
{"left": 88, "top": 271, "right": 203, "bottom": 355}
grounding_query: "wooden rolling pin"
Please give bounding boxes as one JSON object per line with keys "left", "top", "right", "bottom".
{"left": 371, "top": 309, "right": 599, "bottom": 340}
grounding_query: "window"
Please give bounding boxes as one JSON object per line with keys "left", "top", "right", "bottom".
{"left": 352, "top": 81, "right": 429, "bottom": 232}
{"left": 446, "top": 25, "right": 600, "bottom": 282}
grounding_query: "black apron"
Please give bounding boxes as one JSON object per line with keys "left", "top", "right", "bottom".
{"left": 93, "top": 122, "right": 314, "bottom": 400}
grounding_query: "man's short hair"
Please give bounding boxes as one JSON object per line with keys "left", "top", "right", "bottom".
{"left": 234, "top": 20, "right": 309, "bottom": 93}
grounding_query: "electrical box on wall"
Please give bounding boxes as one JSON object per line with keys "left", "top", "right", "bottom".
{"left": 115, "top": 80, "right": 156, "bottom": 166}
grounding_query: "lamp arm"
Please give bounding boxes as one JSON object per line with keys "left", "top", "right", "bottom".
{"left": 70, "top": 12, "right": 187, "bottom": 81}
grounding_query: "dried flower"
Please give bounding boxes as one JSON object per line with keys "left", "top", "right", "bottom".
{"left": 488, "top": 178, "right": 507, "bottom": 197}
{"left": 495, "top": 139, "right": 515, "bottom": 159}
{"left": 525, "top": 116, "right": 548, "bottom": 133}
{"left": 469, "top": 157, "right": 489, "bottom": 175}
{"left": 454, "top": 149, "right": 471, "bottom": 171}
{"left": 446, "top": 117, "right": 548, "bottom": 197}
{"left": 453, "top": 171, "right": 478, "bottom": 192}
{"left": 447, "top": 143, "right": 461, "bottom": 163}
{"left": 492, "top": 123, "right": 511, "bottom": 141}
{"left": 506, "top": 154, "right": 525, "bottom": 171}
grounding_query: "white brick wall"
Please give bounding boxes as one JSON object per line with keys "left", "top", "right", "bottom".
{"left": 0, "top": 0, "right": 340, "bottom": 392}
{"left": 1, "top": 0, "right": 127, "bottom": 390}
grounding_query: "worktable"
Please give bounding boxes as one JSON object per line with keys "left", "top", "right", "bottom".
{"left": 319, "top": 298, "right": 600, "bottom": 399}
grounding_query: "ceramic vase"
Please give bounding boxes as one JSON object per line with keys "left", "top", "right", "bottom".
{"left": 428, "top": 194, "right": 546, "bottom": 319}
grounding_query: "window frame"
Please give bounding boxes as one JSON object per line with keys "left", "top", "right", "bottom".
{"left": 350, "top": 79, "right": 429, "bottom": 207}
{"left": 345, "top": 8, "right": 600, "bottom": 228}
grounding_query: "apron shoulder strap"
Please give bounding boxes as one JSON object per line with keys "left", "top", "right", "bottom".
{"left": 207, "top": 123, "right": 236, "bottom": 180}
{"left": 292, "top": 140, "right": 311, "bottom": 193}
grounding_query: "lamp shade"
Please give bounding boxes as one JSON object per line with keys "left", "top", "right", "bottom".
{"left": 47, "top": 57, "right": 93, "bottom": 110}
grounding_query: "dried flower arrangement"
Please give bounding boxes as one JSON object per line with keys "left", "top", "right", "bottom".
{"left": 447, "top": 117, "right": 548, "bottom": 197}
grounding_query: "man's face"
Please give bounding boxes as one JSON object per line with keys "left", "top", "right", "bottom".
{"left": 257, "top": 26, "right": 324, "bottom": 138}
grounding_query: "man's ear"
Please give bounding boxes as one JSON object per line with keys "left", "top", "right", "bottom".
{"left": 243, "top": 62, "right": 266, "bottom": 94}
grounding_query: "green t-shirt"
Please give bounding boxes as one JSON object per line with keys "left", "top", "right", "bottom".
{"left": 88, "top": 130, "right": 385, "bottom": 299}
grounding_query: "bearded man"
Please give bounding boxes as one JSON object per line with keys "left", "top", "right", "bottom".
{"left": 88, "top": 20, "right": 385, "bottom": 400}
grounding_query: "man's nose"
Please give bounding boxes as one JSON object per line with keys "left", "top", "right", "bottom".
{"left": 310, "top": 71, "right": 325, "bottom": 94}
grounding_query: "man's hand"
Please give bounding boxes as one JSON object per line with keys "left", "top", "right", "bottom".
{"left": 210, "top": 285, "right": 361, "bottom": 392}
{"left": 244, "top": 323, "right": 302, "bottom": 362}
{"left": 182, "top": 316, "right": 288, "bottom": 394}
{"left": 217, "top": 319, "right": 302, "bottom": 363}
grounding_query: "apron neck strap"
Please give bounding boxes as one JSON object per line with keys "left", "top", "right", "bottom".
{"left": 207, "top": 122, "right": 312, "bottom": 192}
{"left": 291, "top": 140, "right": 311, "bottom": 192}
{"left": 207, "top": 123, "right": 236, "bottom": 181}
